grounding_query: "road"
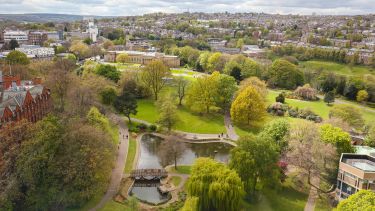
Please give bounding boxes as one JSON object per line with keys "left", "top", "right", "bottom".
{"left": 89, "top": 114, "right": 129, "bottom": 211}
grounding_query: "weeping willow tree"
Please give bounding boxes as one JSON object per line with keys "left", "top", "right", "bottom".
{"left": 186, "top": 158, "right": 244, "bottom": 211}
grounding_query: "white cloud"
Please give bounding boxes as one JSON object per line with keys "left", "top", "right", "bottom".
{"left": 0, "top": 0, "right": 374, "bottom": 15}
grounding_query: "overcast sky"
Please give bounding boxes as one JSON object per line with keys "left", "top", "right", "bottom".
{"left": 0, "top": 0, "right": 374, "bottom": 16}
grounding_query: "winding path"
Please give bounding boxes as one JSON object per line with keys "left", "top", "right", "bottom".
{"left": 89, "top": 114, "right": 129, "bottom": 211}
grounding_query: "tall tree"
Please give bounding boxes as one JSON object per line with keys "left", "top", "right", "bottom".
{"left": 268, "top": 59, "right": 304, "bottom": 89}
{"left": 287, "top": 121, "right": 337, "bottom": 192}
{"left": 175, "top": 76, "right": 189, "bottom": 106}
{"left": 258, "top": 119, "right": 290, "bottom": 154}
{"left": 230, "top": 135, "right": 280, "bottom": 197}
{"left": 186, "top": 158, "right": 244, "bottom": 211}
{"left": 114, "top": 81, "right": 138, "bottom": 124}
{"left": 216, "top": 74, "right": 238, "bottom": 110}
{"left": 157, "top": 95, "right": 178, "bottom": 132}
{"left": 116, "top": 53, "right": 129, "bottom": 64}
{"left": 231, "top": 85, "right": 266, "bottom": 126}
{"left": 141, "top": 60, "right": 170, "bottom": 100}
{"left": 324, "top": 91, "right": 335, "bottom": 105}
{"left": 157, "top": 136, "right": 185, "bottom": 169}
{"left": 186, "top": 72, "right": 219, "bottom": 113}
{"left": 9, "top": 39, "right": 19, "bottom": 50}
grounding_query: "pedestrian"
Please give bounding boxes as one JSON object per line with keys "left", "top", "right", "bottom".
{"left": 221, "top": 132, "right": 223, "bottom": 136}
{"left": 218, "top": 134, "right": 220, "bottom": 138}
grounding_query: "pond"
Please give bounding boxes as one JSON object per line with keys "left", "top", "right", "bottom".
{"left": 130, "top": 134, "right": 234, "bottom": 204}
{"left": 137, "top": 134, "right": 233, "bottom": 169}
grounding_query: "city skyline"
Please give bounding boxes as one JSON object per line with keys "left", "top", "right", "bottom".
{"left": 0, "top": 0, "right": 374, "bottom": 16}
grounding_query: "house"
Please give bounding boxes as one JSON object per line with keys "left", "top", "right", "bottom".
{"left": 335, "top": 146, "right": 375, "bottom": 201}
{"left": 0, "top": 71, "right": 52, "bottom": 128}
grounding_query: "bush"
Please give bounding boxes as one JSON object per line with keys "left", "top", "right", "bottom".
{"left": 287, "top": 107, "right": 322, "bottom": 122}
{"left": 275, "top": 92, "right": 285, "bottom": 103}
{"left": 149, "top": 124, "right": 157, "bottom": 132}
{"left": 267, "top": 102, "right": 288, "bottom": 116}
{"left": 136, "top": 123, "right": 148, "bottom": 131}
{"left": 293, "top": 84, "right": 318, "bottom": 101}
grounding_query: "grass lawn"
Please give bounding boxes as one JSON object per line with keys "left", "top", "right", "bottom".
{"left": 245, "top": 173, "right": 309, "bottom": 211}
{"left": 132, "top": 99, "right": 226, "bottom": 134}
{"left": 124, "top": 137, "right": 137, "bottom": 173}
{"left": 99, "top": 200, "right": 130, "bottom": 211}
{"left": 171, "top": 176, "right": 182, "bottom": 186}
{"left": 168, "top": 165, "right": 191, "bottom": 174}
{"left": 300, "top": 60, "right": 374, "bottom": 77}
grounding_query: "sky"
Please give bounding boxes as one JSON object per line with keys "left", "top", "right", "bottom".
{"left": 0, "top": 0, "right": 374, "bottom": 16}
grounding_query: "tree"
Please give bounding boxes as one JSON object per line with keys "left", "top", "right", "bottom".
{"left": 100, "top": 87, "right": 117, "bottom": 105}
{"left": 45, "top": 58, "right": 75, "bottom": 112}
{"left": 337, "top": 190, "right": 375, "bottom": 211}
{"left": 330, "top": 104, "right": 365, "bottom": 129}
{"left": 116, "top": 53, "right": 129, "bottom": 64}
{"left": 231, "top": 86, "right": 266, "bottom": 126}
{"left": 186, "top": 72, "right": 219, "bottom": 114}
{"left": 241, "top": 58, "right": 261, "bottom": 78}
{"left": 69, "top": 41, "right": 90, "bottom": 60}
{"left": 364, "top": 125, "right": 375, "bottom": 147}
{"left": 230, "top": 135, "right": 280, "bottom": 197}
{"left": 103, "top": 40, "right": 114, "bottom": 50}
{"left": 158, "top": 136, "right": 185, "bottom": 169}
{"left": 268, "top": 59, "right": 304, "bottom": 89}
{"left": 175, "top": 76, "right": 189, "bottom": 105}
{"left": 287, "top": 121, "right": 337, "bottom": 193}
{"left": 11, "top": 115, "right": 115, "bottom": 210}
{"left": 6, "top": 50, "right": 30, "bottom": 65}
{"left": 157, "top": 95, "right": 178, "bottom": 131}
{"left": 216, "top": 74, "right": 238, "bottom": 110}
{"left": 259, "top": 119, "right": 290, "bottom": 154}
{"left": 181, "top": 197, "right": 198, "bottom": 211}
{"left": 207, "top": 52, "right": 225, "bottom": 73}
{"left": 9, "top": 39, "right": 19, "bottom": 50}
{"left": 187, "top": 158, "right": 244, "bottom": 211}
{"left": 324, "top": 91, "right": 335, "bottom": 105}
{"left": 320, "top": 124, "right": 354, "bottom": 155}
{"left": 83, "top": 37, "right": 93, "bottom": 45}
{"left": 95, "top": 64, "right": 121, "bottom": 82}
{"left": 87, "top": 107, "right": 111, "bottom": 133}
{"left": 141, "top": 60, "right": 170, "bottom": 100}
{"left": 239, "top": 77, "right": 268, "bottom": 98}
{"left": 114, "top": 82, "right": 138, "bottom": 124}
{"left": 357, "top": 90, "right": 369, "bottom": 103}
{"left": 223, "top": 60, "right": 242, "bottom": 81}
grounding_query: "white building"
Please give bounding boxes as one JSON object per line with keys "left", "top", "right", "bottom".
{"left": 88, "top": 21, "right": 98, "bottom": 42}
{"left": 3, "top": 30, "right": 28, "bottom": 44}
{"left": 16, "top": 45, "right": 55, "bottom": 58}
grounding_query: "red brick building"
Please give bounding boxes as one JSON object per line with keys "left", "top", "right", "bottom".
{"left": 0, "top": 74, "right": 52, "bottom": 128}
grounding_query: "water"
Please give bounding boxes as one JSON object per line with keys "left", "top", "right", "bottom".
{"left": 137, "top": 134, "right": 233, "bottom": 169}
{"left": 130, "top": 134, "right": 233, "bottom": 204}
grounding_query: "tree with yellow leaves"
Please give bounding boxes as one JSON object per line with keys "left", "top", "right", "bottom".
{"left": 230, "top": 85, "right": 266, "bottom": 126}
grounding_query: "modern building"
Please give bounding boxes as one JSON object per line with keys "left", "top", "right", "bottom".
{"left": 0, "top": 71, "right": 52, "bottom": 127}
{"left": 336, "top": 147, "right": 375, "bottom": 201}
{"left": 3, "top": 30, "right": 28, "bottom": 44}
{"left": 104, "top": 50, "right": 180, "bottom": 68}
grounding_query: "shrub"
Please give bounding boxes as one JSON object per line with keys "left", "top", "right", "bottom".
{"left": 275, "top": 92, "right": 285, "bottom": 103}
{"left": 287, "top": 107, "right": 322, "bottom": 122}
{"left": 149, "top": 124, "right": 157, "bottom": 132}
{"left": 267, "top": 102, "right": 288, "bottom": 116}
{"left": 136, "top": 123, "right": 148, "bottom": 131}
{"left": 293, "top": 84, "right": 318, "bottom": 101}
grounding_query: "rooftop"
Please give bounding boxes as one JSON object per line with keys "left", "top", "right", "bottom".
{"left": 341, "top": 154, "right": 375, "bottom": 172}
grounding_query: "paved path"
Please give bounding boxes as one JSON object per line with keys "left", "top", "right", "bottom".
{"left": 224, "top": 112, "right": 239, "bottom": 141}
{"left": 304, "top": 174, "right": 320, "bottom": 211}
{"left": 90, "top": 114, "right": 129, "bottom": 211}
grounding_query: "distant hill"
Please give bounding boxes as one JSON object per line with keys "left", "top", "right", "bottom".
{"left": 0, "top": 13, "right": 113, "bottom": 22}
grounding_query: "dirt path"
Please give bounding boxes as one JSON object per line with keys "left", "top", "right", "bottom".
{"left": 89, "top": 114, "right": 129, "bottom": 211}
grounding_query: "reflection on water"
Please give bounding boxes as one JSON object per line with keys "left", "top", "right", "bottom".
{"left": 137, "top": 134, "right": 233, "bottom": 169}
{"left": 130, "top": 181, "right": 169, "bottom": 204}
{"left": 132, "top": 134, "right": 233, "bottom": 204}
